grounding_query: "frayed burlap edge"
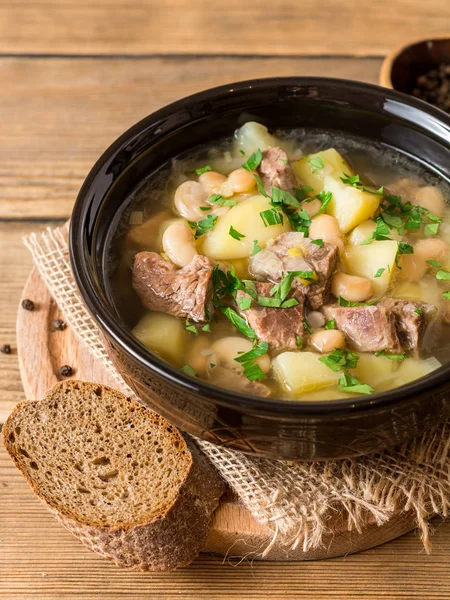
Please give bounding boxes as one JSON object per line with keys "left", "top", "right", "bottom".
{"left": 24, "top": 225, "right": 450, "bottom": 555}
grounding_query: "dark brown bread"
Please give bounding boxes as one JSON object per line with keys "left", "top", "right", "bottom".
{"left": 3, "top": 380, "right": 224, "bottom": 571}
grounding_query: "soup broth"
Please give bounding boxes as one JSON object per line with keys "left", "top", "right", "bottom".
{"left": 108, "top": 122, "right": 450, "bottom": 401}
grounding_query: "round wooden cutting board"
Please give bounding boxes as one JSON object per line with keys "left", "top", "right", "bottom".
{"left": 16, "top": 266, "right": 419, "bottom": 561}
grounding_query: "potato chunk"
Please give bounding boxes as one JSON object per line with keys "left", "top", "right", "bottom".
{"left": 324, "top": 176, "right": 381, "bottom": 234}
{"left": 235, "top": 122, "right": 278, "bottom": 154}
{"left": 272, "top": 351, "right": 340, "bottom": 394}
{"left": 343, "top": 240, "right": 398, "bottom": 296}
{"left": 292, "top": 149, "right": 352, "bottom": 195}
{"left": 353, "top": 353, "right": 396, "bottom": 390}
{"left": 201, "top": 194, "right": 290, "bottom": 260}
{"left": 132, "top": 312, "right": 187, "bottom": 364}
{"left": 348, "top": 220, "right": 376, "bottom": 245}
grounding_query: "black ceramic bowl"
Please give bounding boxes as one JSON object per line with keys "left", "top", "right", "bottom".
{"left": 70, "top": 77, "right": 450, "bottom": 461}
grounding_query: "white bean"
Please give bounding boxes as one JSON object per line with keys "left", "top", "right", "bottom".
{"left": 401, "top": 238, "right": 449, "bottom": 281}
{"left": 186, "top": 336, "right": 213, "bottom": 376}
{"left": 220, "top": 168, "right": 256, "bottom": 198}
{"left": 210, "top": 336, "right": 271, "bottom": 374}
{"left": 302, "top": 198, "right": 322, "bottom": 218}
{"left": 198, "top": 171, "right": 227, "bottom": 196}
{"left": 310, "top": 329, "right": 345, "bottom": 353}
{"left": 174, "top": 181, "right": 207, "bottom": 221}
{"left": 332, "top": 272, "right": 373, "bottom": 302}
{"left": 414, "top": 186, "right": 446, "bottom": 218}
{"left": 307, "top": 311, "right": 325, "bottom": 329}
{"left": 309, "top": 214, "right": 343, "bottom": 250}
{"left": 162, "top": 221, "right": 198, "bottom": 267}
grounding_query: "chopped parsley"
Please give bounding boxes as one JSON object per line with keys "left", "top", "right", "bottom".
{"left": 194, "top": 214, "right": 218, "bottom": 238}
{"left": 242, "top": 361, "right": 266, "bottom": 381}
{"left": 185, "top": 319, "right": 198, "bottom": 335}
{"left": 427, "top": 259, "right": 441, "bottom": 268}
{"left": 338, "top": 296, "right": 381, "bottom": 307}
{"left": 374, "top": 268, "right": 385, "bottom": 278}
{"left": 239, "top": 149, "right": 246, "bottom": 156}
{"left": 338, "top": 372, "right": 374, "bottom": 395}
{"left": 295, "top": 334, "right": 303, "bottom": 349}
{"left": 294, "top": 185, "right": 314, "bottom": 202}
{"left": 311, "top": 239, "right": 324, "bottom": 247}
{"left": 237, "top": 296, "right": 252, "bottom": 311}
{"left": 182, "top": 364, "right": 197, "bottom": 376}
{"left": 375, "top": 350, "right": 408, "bottom": 360}
{"left": 340, "top": 173, "right": 383, "bottom": 195}
{"left": 195, "top": 165, "right": 212, "bottom": 175}
{"left": 436, "top": 270, "right": 450, "bottom": 281}
{"left": 229, "top": 225, "right": 245, "bottom": 240}
{"left": 318, "top": 348, "right": 359, "bottom": 372}
{"left": 234, "top": 341, "right": 269, "bottom": 364}
{"left": 271, "top": 187, "right": 301, "bottom": 209}
{"left": 325, "top": 320, "right": 336, "bottom": 330}
{"left": 253, "top": 174, "right": 268, "bottom": 197}
{"left": 443, "top": 291, "right": 450, "bottom": 300}
{"left": 257, "top": 296, "right": 299, "bottom": 309}
{"left": 414, "top": 308, "right": 423, "bottom": 315}
{"left": 221, "top": 307, "right": 256, "bottom": 340}
{"left": 260, "top": 208, "right": 283, "bottom": 227}
{"left": 303, "top": 318, "right": 313, "bottom": 334}
{"left": 316, "top": 190, "right": 333, "bottom": 215}
{"left": 397, "top": 242, "right": 413, "bottom": 255}
{"left": 269, "top": 271, "right": 310, "bottom": 303}
{"left": 308, "top": 156, "right": 324, "bottom": 173}
{"left": 242, "top": 148, "right": 263, "bottom": 172}
{"left": 201, "top": 324, "right": 211, "bottom": 332}
{"left": 251, "top": 239, "right": 262, "bottom": 255}
{"left": 208, "top": 194, "right": 237, "bottom": 207}
{"left": 200, "top": 205, "right": 211, "bottom": 211}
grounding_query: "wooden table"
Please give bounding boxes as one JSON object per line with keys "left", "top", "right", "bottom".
{"left": 1, "top": 2, "right": 450, "bottom": 598}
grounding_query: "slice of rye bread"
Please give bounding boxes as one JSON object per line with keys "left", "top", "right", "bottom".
{"left": 2, "top": 380, "right": 225, "bottom": 571}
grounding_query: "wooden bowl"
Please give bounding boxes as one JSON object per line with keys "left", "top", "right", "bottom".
{"left": 380, "top": 35, "right": 450, "bottom": 93}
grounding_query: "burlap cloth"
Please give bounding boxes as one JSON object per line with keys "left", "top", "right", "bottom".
{"left": 24, "top": 225, "right": 450, "bottom": 555}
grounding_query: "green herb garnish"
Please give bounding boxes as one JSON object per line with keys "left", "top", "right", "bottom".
{"left": 309, "top": 156, "right": 324, "bottom": 173}
{"left": 242, "top": 148, "right": 263, "bottom": 172}
{"left": 208, "top": 194, "right": 238, "bottom": 207}
{"left": 221, "top": 307, "right": 256, "bottom": 340}
{"left": 316, "top": 190, "right": 333, "bottom": 215}
{"left": 251, "top": 240, "right": 262, "bottom": 255}
{"left": 201, "top": 324, "right": 211, "bottom": 332}
{"left": 325, "top": 320, "right": 336, "bottom": 330}
{"left": 303, "top": 318, "right": 313, "bottom": 334}
{"left": 260, "top": 208, "right": 283, "bottom": 227}
{"left": 374, "top": 268, "right": 386, "bottom": 278}
{"left": 242, "top": 361, "right": 266, "bottom": 381}
{"left": 185, "top": 319, "right": 198, "bottom": 335}
{"left": 318, "top": 348, "right": 359, "bottom": 372}
{"left": 375, "top": 350, "right": 408, "bottom": 360}
{"left": 414, "top": 308, "right": 423, "bottom": 315}
{"left": 253, "top": 174, "right": 268, "bottom": 197}
{"left": 237, "top": 296, "right": 252, "bottom": 311}
{"left": 195, "top": 165, "right": 212, "bottom": 175}
{"left": 182, "top": 364, "right": 197, "bottom": 376}
{"left": 194, "top": 214, "right": 218, "bottom": 238}
{"left": 311, "top": 239, "right": 324, "bottom": 247}
{"left": 234, "top": 341, "right": 269, "bottom": 364}
{"left": 229, "top": 225, "right": 245, "bottom": 240}
{"left": 338, "top": 372, "right": 374, "bottom": 395}
{"left": 295, "top": 334, "right": 303, "bottom": 349}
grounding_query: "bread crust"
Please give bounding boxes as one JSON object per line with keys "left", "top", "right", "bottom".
{"left": 3, "top": 381, "right": 224, "bottom": 571}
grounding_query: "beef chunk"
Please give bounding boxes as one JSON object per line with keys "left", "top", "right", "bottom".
{"left": 257, "top": 147, "right": 298, "bottom": 194}
{"left": 132, "top": 252, "right": 213, "bottom": 322}
{"left": 249, "top": 232, "right": 339, "bottom": 309}
{"left": 383, "top": 299, "right": 435, "bottom": 353}
{"left": 207, "top": 366, "right": 270, "bottom": 397}
{"left": 323, "top": 304, "right": 402, "bottom": 353}
{"left": 236, "top": 282, "right": 305, "bottom": 351}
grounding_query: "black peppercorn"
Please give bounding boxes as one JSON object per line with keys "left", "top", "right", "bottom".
{"left": 59, "top": 365, "right": 73, "bottom": 377}
{"left": 21, "top": 299, "right": 35, "bottom": 311}
{"left": 51, "top": 319, "right": 67, "bottom": 331}
{"left": 1, "top": 344, "right": 11, "bottom": 354}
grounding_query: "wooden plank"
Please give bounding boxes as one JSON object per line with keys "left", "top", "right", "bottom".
{"left": 0, "top": 56, "right": 381, "bottom": 219}
{"left": 0, "top": 1, "right": 448, "bottom": 57}
{"left": 1, "top": 442, "right": 450, "bottom": 600}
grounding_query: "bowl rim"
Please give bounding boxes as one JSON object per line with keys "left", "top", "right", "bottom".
{"left": 379, "top": 34, "right": 450, "bottom": 89}
{"left": 70, "top": 75, "right": 450, "bottom": 418}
